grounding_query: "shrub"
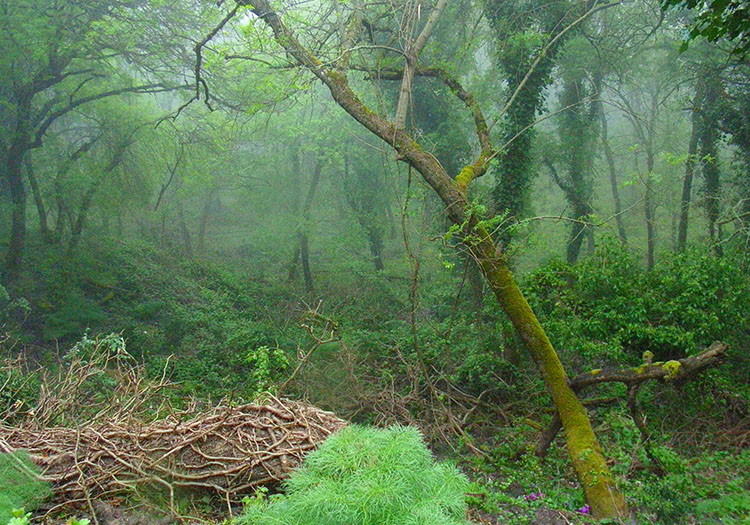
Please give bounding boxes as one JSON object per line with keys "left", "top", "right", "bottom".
{"left": 525, "top": 240, "right": 750, "bottom": 368}
{"left": 238, "top": 425, "right": 470, "bottom": 525}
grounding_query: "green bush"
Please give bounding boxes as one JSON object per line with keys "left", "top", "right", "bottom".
{"left": 238, "top": 425, "right": 470, "bottom": 525}
{"left": 0, "top": 451, "right": 52, "bottom": 523}
{"left": 525, "top": 240, "right": 750, "bottom": 367}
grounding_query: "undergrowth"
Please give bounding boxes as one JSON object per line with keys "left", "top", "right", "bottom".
{"left": 0, "top": 451, "right": 51, "bottom": 523}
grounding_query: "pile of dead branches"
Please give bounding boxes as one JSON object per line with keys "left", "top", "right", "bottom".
{"left": 0, "top": 335, "right": 346, "bottom": 519}
{"left": 0, "top": 398, "right": 345, "bottom": 517}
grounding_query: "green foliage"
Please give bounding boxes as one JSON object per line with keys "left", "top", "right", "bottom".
{"left": 662, "top": 0, "right": 750, "bottom": 56}
{"left": 238, "top": 425, "right": 470, "bottom": 525}
{"left": 621, "top": 446, "right": 750, "bottom": 522}
{"left": 695, "top": 492, "right": 750, "bottom": 522}
{"left": 525, "top": 239, "right": 750, "bottom": 365}
{"left": 0, "top": 452, "right": 52, "bottom": 523}
{"left": 20, "top": 239, "right": 295, "bottom": 401}
{"left": 5, "top": 508, "right": 32, "bottom": 525}
{"left": 466, "top": 407, "right": 750, "bottom": 523}
{"left": 0, "top": 286, "right": 30, "bottom": 322}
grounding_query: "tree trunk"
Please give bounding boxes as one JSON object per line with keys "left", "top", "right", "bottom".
{"left": 68, "top": 142, "right": 129, "bottom": 253}
{"left": 26, "top": 160, "right": 53, "bottom": 243}
{"left": 645, "top": 177, "right": 655, "bottom": 269}
{"left": 385, "top": 203, "right": 397, "bottom": 239}
{"left": 586, "top": 227, "right": 595, "bottom": 256}
{"left": 342, "top": 152, "right": 388, "bottom": 271}
{"left": 242, "top": 3, "right": 629, "bottom": 517}
{"left": 469, "top": 229, "right": 627, "bottom": 518}
{"left": 197, "top": 187, "right": 217, "bottom": 255}
{"left": 366, "top": 226, "right": 385, "bottom": 271}
{"left": 644, "top": 94, "right": 659, "bottom": 271}
{"left": 545, "top": 161, "right": 593, "bottom": 265}
{"left": 3, "top": 102, "right": 33, "bottom": 285}
{"left": 598, "top": 97, "right": 627, "bottom": 244}
{"left": 644, "top": 148, "right": 656, "bottom": 271}
{"left": 699, "top": 76, "right": 723, "bottom": 257}
{"left": 554, "top": 76, "right": 598, "bottom": 264}
{"left": 567, "top": 212, "right": 588, "bottom": 264}
{"left": 298, "top": 156, "right": 323, "bottom": 293}
{"left": 4, "top": 152, "right": 27, "bottom": 284}
{"left": 68, "top": 173, "right": 105, "bottom": 253}
{"left": 287, "top": 145, "right": 302, "bottom": 282}
{"left": 299, "top": 232, "right": 313, "bottom": 293}
{"left": 287, "top": 246, "right": 300, "bottom": 282}
{"left": 178, "top": 205, "right": 194, "bottom": 258}
{"left": 677, "top": 94, "right": 701, "bottom": 252}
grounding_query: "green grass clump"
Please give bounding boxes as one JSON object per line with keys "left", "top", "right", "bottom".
{"left": 0, "top": 451, "right": 52, "bottom": 523}
{"left": 238, "top": 425, "right": 470, "bottom": 525}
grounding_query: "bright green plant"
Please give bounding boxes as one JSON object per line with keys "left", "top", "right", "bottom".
{"left": 5, "top": 508, "right": 31, "bottom": 525}
{"left": 0, "top": 452, "right": 52, "bottom": 523}
{"left": 237, "top": 425, "right": 470, "bottom": 525}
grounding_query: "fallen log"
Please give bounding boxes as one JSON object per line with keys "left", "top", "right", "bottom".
{"left": 0, "top": 397, "right": 346, "bottom": 518}
{"left": 535, "top": 342, "right": 728, "bottom": 458}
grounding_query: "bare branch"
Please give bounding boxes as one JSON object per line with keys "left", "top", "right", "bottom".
{"left": 31, "top": 84, "right": 185, "bottom": 149}
{"left": 394, "top": 0, "right": 448, "bottom": 129}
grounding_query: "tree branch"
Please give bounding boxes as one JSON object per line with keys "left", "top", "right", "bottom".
{"left": 570, "top": 341, "right": 727, "bottom": 390}
{"left": 355, "top": 64, "right": 492, "bottom": 155}
{"left": 394, "top": 0, "right": 448, "bottom": 129}
{"left": 31, "top": 84, "right": 185, "bottom": 149}
{"left": 535, "top": 342, "right": 728, "bottom": 458}
{"left": 239, "top": 0, "right": 469, "bottom": 224}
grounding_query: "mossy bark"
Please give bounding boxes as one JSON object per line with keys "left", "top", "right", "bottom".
{"left": 242, "top": 1, "right": 629, "bottom": 517}
{"left": 467, "top": 228, "right": 628, "bottom": 518}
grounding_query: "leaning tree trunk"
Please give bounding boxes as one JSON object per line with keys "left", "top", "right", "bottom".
{"left": 466, "top": 224, "right": 627, "bottom": 517}
{"left": 235, "top": 2, "right": 629, "bottom": 518}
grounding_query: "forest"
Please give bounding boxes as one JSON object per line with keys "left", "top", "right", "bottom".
{"left": 0, "top": 0, "right": 748, "bottom": 523}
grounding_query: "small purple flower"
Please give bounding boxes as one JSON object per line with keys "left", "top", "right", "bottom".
{"left": 577, "top": 504, "right": 591, "bottom": 514}
{"left": 524, "top": 492, "right": 543, "bottom": 502}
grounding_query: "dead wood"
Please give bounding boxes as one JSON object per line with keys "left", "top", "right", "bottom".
{"left": 0, "top": 397, "right": 346, "bottom": 519}
{"left": 535, "top": 342, "right": 728, "bottom": 458}
{"left": 0, "top": 335, "right": 346, "bottom": 521}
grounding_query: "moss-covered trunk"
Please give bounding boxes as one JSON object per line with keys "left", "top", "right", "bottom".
{"left": 469, "top": 229, "right": 628, "bottom": 518}
{"left": 240, "top": 1, "right": 629, "bottom": 517}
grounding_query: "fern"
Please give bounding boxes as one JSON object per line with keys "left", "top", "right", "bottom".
{"left": 238, "top": 425, "right": 469, "bottom": 525}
